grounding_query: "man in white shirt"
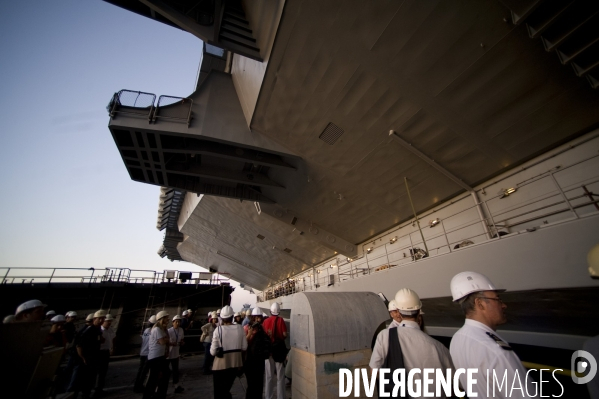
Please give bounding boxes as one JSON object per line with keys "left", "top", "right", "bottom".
{"left": 210, "top": 306, "right": 247, "bottom": 399}
{"left": 134, "top": 315, "right": 155, "bottom": 393}
{"left": 167, "top": 315, "right": 185, "bottom": 393}
{"left": 370, "top": 288, "right": 455, "bottom": 398}
{"left": 96, "top": 314, "right": 116, "bottom": 394}
{"left": 144, "top": 311, "right": 171, "bottom": 399}
{"left": 449, "top": 271, "right": 535, "bottom": 398}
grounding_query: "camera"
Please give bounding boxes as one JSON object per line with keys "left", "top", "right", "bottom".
{"left": 215, "top": 347, "right": 224, "bottom": 358}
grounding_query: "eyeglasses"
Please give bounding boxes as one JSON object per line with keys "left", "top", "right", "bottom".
{"left": 479, "top": 296, "right": 503, "bottom": 304}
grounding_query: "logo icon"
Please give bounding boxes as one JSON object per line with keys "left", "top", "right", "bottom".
{"left": 571, "top": 350, "right": 597, "bottom": 384}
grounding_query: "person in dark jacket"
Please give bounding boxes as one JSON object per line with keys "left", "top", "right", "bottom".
{"left": 244, "top": 308, "right": 269, "bottom": 399}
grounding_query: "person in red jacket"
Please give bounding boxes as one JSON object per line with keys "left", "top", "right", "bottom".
{"left": 261, "top": 303, "right": 287, "bottom": 399}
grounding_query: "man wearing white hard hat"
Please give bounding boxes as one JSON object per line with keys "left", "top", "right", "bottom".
{"left": 144, "top": 310, "right": 171, "bottom": 399}
{"left": 15, "top": 299, "right": 47, "bottom": 322}
{"left": 167, "top": 315, "right": 186, "bottom": 393}
{"left": 210, "top": 305, "right": 247, "bottom": 398}
{"left": 387, "top": 299, "right": 402, "bottom": 328}
{"left": 46, "top": 309, "right": 57, "bottom": 320}
{"left": 64, "top": 311, "right": 78, "bottom": 345}
{"left": 201, "top": 311, "right": 218, "bottom": 374}
{"left": 370, "top": 288, "right": 454, "bottom": 397}
{"left": 262, "top": 302, "right": 288, "bottom": 399}
{"left": 233, "top": 312, "right": 242, "bottom": 325}
{"left": 134, "top": 315, "right": 156, "bottom": 393}
{"left": 73, "top": 310, "right": 106, "bottom": 398}
{"left": 245, "top": 307, "right": 269, "bottom": 399}
{"left": 46, "top": 315, "right": 67, "bottom": 347}
{"left": 449, "top": 271, "right": 535, "bottom": 398}
{"left": 96, "top": 314, "right": 116, "bottom": 394}
{"left": 241, "top": 309, "right": 251, "bottom": 328}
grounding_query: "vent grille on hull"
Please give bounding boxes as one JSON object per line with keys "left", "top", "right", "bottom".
{"left": 319, "top": 123, "right": 344, "bottom": 145}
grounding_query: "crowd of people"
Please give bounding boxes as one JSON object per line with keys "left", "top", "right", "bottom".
{"left": 4, "top": 302, "right": 117, "bottom": 398}
{"left": 7, "top": 269, "right": 549, "bottom": 399}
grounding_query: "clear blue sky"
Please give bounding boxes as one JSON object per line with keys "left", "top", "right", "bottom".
{"left": 0, "top": 1, "right": 255, "bottom": 309}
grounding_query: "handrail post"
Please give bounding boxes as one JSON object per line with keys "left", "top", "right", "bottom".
{"left": 404, "top": 177, "right": 429, "bottom": 255}
{"left": 483, "top": 200, "right": 500, "bottom": 238}
{"left": 48, "top": 269, "right": 56, "bottom": 285}
{"left": 471, "top": 191, "right": 492, "bottom": 240}
{"left": 2, "top": 268, "right": 10, "bottom": 284}
{"left": 440, "top": 220, "right": 452, "bottom": 252}
{"left": 550, "top": 173, "right": 579, "bottom": 219}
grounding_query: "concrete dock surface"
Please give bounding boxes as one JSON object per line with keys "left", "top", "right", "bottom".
{"left": 58, "top": 353, "right": 292, "bottom": 399}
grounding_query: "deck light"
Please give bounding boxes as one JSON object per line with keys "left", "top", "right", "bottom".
{"left": 390, "top": 237, "right": 397, "bottom": 244}
{"left": 429, "top": 218, "right": 440, "bottom": 228}
{"left": 366, "top": 247, "right": 373, "bottom": 254}
{"left": 500, "top": 187, "right": 517, "bottom": 198}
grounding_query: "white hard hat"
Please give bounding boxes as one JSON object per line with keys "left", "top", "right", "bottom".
{"left": 216, "top": 308, "right": 221, "bottom": 315}
{"left": 156, "top": 310, "right": 170, "bottom": 321}
{"left": 270, "top": 302, "right": 280, "bottom": 315}
{"left": 105, "top": 314, "right": 114, "bottom": 321}
{"left": 86, "top": 313, "right": 94, "bottom": 322}
{"left": 173, "top": 315, "right": 183, "bottom": 321}
{"left": 251, "top": 307, "right": 262, "bottom": 316}
{"left": 387, "top": 299, "right": 399, "bottom": 311}
{"left": 66, "top": 311, "right": 78, "bottom": 318}
{"left": 187, "top": 309, "right": 193, "bottom": 313}
{"left": 182, "top": 310, "right": 189, "bottom": 316}
{"left": 450, "top": 271, "right": 505, "bottom": 302}
{"left": 46, "top": 310, "right": 56, "bottom": 317}
{"left": 262, "top": 312, "right": 268, "bottom": 317}
{"left": 51, "top": 315, "right": 66, "bottom": 323}
{"left": 588, "top": 244, "right": 599, "bottom": 278}
{"left": 210, "top": 311, "right": 217, "bottom": 319}
{"left": 16, "top": 299, "right": 47, "bottom": 315}
{"left": 220, "top": 306, "right": 234, "bottom": 318}
{"left": 3, "top": 315, "right": 15, "bottom": 324}
{"left": 234, "top": 312, "right": 241, "bottom": 317}
{"left": 94, "top": 310, "right": 107, "bottom": 318}
{"left": 148, "top": 315, "right": 157, "bottom": 324}
{"left": 394, "top": 288, "right": 422, "bottom": 311}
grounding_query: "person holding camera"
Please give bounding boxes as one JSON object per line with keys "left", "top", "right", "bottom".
{"left": 245, "top": 308, "right": 270, "bottom": 399}
{"left": 210, "top": 305, "right": 247, "bottom": 399}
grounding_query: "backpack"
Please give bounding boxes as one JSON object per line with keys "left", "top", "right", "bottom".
{"left": 251, "top": 326, "right": 271, "bottom": 360}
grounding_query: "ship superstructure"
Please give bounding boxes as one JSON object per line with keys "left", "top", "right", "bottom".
{"left": 103, "top": 0, "right": 599, "bottom": 350}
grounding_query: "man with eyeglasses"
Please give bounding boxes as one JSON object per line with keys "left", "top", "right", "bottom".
{"left": 449, "top": 271, "right": 535, "bottom": 398}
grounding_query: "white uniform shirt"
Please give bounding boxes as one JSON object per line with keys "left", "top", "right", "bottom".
{"left": 387, "top": 319, "right": 402, "bottom": 329}
{"left": 100, "top": 326, "right": 116, "bottom": 351}
{"left": 167, "top": 326, "right": 184, "bottom": 359}
{"left": 450, "top": 319, "right": 536, "bottom": 398}
{"left": 140, "top": 327, "right": 151, "bottom": 356}
{"left": 210, "top": 324, "right": 247, "bottom": 370}
{"left": 370, "top": 320, "right": 455, "bottom": 398}
{"left": 148, "top": 326, "right": 167, "bottom": 360}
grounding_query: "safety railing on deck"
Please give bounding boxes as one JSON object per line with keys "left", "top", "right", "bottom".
{"left": 107, "top": 89, "right": 193, "bottom": 126}
{"left": 0, "top": 267, "right": 229, "bottom": 286}
{"left": 257, "top": 154, "right": 599, "bottom": 302}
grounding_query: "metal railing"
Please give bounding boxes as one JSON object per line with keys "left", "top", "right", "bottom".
{"left": 107, "top": 90, "right": 193, "bottom": 126}
{"left": 0, "top": 267, "right": 230, "bottom": 286}
{"left": 258, "top": 154, "right": 599, "bottom": 301}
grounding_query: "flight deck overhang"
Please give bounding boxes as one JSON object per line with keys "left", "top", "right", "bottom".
{"left": 108, "top": 70, "right": 299, "bottom": 204}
